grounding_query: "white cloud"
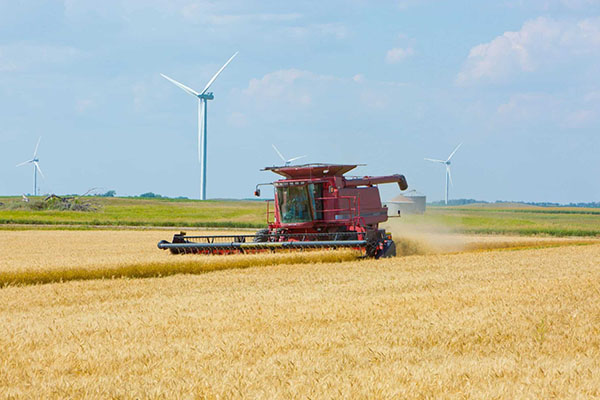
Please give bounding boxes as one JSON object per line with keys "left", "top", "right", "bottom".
{"left": 64, "top": 0, "right": 189, "bottom": 20}
{"left": 565, "top": 109, "right": 596, "bottom": 126}
{"left": 244, "top": 69, "right": 335, "bottom": 106}
{"left": 0, "top": 44, "right": 84, "bottom": 73}
{"left": 360, "top": 89, "right": 391, "bottom": 109}
{"left": 385, "top": 47, "right": 414, "bottom": 63}
{"left": 63, "top": 1, "right": 302, "bottom": 27}
{"left": 506, "top": 0, "right": 600, "bottom": 10}
{"left": 286, "top": 22, "right": 349, "bottom": 40}
{"left": 0, "top": 50, "right": 17, "bottom": 72}
{"left": 184, "top": 8, "right": 303, "bottom": 25}
{"left": 315, "top": 23, "right": 348, "bottom": 39}
{"left": 457, "top": 17, "right": 600, "bottom": 84}
{"left": 228, "top": 112, "right": 248, "bottom": 128}
{"left": 75, "top": 98, "right": 95, "bottom": 113}
{"left": 208, "top": 13, "right": 301, "bottom": 25}
{"left": 497, "top": 93, "right": 557, "bottom": 119}
{"left": 352, "top": 74, "right": 365, "bottom": 83}
{"left": 496, "top": 91, "right": 600, "bottom": 127}
{"left": 556, "top": 0, "right": 600, "bottom": 7}
{"left": 397, "top": 0, "right": 433, "bottom": 10}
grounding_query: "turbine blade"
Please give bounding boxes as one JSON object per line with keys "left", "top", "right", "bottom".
{"left": 160, "top": 73, "right": 200, "bottom": 97}
{"left": 16, "top": 160, "right": 33, "bottom": 167}
{"left": 33, "top": 136, "right": 41, "bottom": 158}
{"left": 447, "top": 165, "right": 453, "bottom": 186}
{"left": 446, "top": 143, "right": 462, "bottom": 162}
{"left": 424, "top": 158, "right": 445, "bottom": 163}
{"left": 272, "top": 144, "right": 286, "bottom": 162}
{"left": 201, "top": 51, "right": 238, "bottom": 95}
{"left": 34, "top": 162, "right": 45, "bottom": 179}
{"left": 287, "top": 155, "right": 306, "bottom": 163}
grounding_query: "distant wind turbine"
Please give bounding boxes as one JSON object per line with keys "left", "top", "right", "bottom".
{"left": 161, "top": 51, "right": 238, "bottom": 200}
{"left": 425, "top": 143, "right": 462, "bottom": 205}
{"left": 272, "top": 144, "right": 306, "bottom": 166}
{"left": 16, "top": 137, "right": 45, "bottom": 196}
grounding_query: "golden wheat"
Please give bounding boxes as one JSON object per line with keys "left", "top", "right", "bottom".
{"left": 1, "top": 243, "right": 599, "bottom": 398}
{"left": 1, "top": 229, "right": 595, "bottom": 287}
{"left": 0, "top": 230, "right": 360, "bottom": 286}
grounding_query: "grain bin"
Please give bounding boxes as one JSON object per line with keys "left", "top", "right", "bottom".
{"left": 385, "top": 190, "right": 426, "bottom": 216}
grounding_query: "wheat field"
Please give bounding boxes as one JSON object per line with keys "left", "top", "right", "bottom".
{"left": 1, "top": 229, "right": 593, "bottom": 281}
{"left": 0, "top": 230, "right": 362, "bottom": 286}
{"left": 1, "top": 233, "right": 600, "bottom": 398}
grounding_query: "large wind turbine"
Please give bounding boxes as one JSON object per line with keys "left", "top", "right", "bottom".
{"left": 425, "top": 143, "right": 462, "bottom": 205}
{"left": 16, "top": 137, "right": 45, "bottom": 196}
{"left": 161, "top": 52, "right": 238, "bottom": 200}
{"left": 272, "top": 144, "right": 306, "bottom": 166}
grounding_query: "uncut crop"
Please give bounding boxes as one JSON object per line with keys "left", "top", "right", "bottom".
{"left": 1, "top": 230, "right": 594, "bottom": 286}
{"left": 1, "top": 244, "right": 599, "bottom": 398}
{"left": 0, "top": 230, "right": 359, "bottom": 286}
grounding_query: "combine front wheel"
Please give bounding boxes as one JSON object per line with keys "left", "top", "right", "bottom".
{"left": 379, "top": 240, "right": 396, "bottom": 258}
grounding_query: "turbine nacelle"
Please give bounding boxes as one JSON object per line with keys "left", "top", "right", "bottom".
{"left": 198, "top": 92, "right": 214, "bottom": 100}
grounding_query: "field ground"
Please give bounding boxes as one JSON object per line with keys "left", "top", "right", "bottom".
{"left": 1, "top": 241, "right": 599, "bottom": 398}
{"left": 1, "top": 196, "right": 600, "bottom": 237}
{"left": 2, "top": 200, "right": 599, "bottom": 397}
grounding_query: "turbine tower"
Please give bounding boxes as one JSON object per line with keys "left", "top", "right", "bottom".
{"left": 161, "top": 52, "right": 238, "bottom": 200}
{"left": 272, "top": 144, "right": 306, "bottom": 166}
{"left": 425, "top": 143, "right": 462, "bottom": 205}
{"left": 16, "top": 137, "right": 45, "bottom": 196}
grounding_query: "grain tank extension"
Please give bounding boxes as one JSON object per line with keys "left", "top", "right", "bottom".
{"left": 158, "top": 164, "right": 408, "bottom": 258}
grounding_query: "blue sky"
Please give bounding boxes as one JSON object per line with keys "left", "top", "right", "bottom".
{"left": 1, "top": 0, "right": 599, "bottom": 202}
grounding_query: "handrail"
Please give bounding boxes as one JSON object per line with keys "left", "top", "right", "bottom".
{"left": 315, "top": 195, "right": 361, "bottom": 227}
{"left": 266, "top": 200, "right": 275, "bottom": 225}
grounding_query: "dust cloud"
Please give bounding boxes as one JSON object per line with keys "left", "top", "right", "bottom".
{"left": 381, "top": 217, "right": 594, "bottom": 256}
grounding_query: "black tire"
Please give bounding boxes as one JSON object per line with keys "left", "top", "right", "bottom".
{"left": 253, "top": 228, "right": 270, "bottom": 242}
{"left": 365, "top": 241, "right": 379, "bottom": 258}
{"left": 380, "top": 240, "right": 396, "bottom": 258}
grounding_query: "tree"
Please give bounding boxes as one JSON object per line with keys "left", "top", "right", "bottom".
{"left": 139, "top": 192, "right": 162, "bottom": 198}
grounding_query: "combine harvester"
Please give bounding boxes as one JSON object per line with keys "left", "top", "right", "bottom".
{"left": 158, "top": 164, "right": 408, "bottom": 258}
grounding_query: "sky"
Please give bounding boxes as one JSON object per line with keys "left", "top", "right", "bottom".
{"left": 0, "top": 0, "right": 599, "bottom": 203}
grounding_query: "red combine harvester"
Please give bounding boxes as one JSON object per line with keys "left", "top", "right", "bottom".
{"left": 158, "top": 164, "right": 408, "bottom": 258}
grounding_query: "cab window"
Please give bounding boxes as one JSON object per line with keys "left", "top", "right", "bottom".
{"left": 276, "top": 185, "right": 312, "bottom": 223}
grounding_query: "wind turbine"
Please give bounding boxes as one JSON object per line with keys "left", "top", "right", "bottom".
{"left": 16, "top": 137, "right": 45, "bottom": 196}
{"left": 161, "top": 51, "right": 238, "bottom": 200}
{"left": 272, "top": 144, "right": 306, "bottom": 166}
{"left": 425, "top": 143, "right": 462, "bottom": 205}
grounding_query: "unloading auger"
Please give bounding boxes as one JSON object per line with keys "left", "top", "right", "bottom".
{"left": 158, "top": 163, "right": 408, "bottom": 259}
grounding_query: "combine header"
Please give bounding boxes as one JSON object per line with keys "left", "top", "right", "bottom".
{"left": 158, "top": 164, "right": 408, "bottom": 258}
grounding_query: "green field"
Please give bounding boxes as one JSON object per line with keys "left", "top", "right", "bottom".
{"left": 1, "top": 197, "right": 599, "bottom": 237}
{"left": 0, "top": 197, "right": 266, "bottom": 229}
{"left": 397, "top": 205, "right": 600, "bottom": 237}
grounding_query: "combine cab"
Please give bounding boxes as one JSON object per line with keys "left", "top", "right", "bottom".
{"left": 158, "top": 163, "right": 408, "bottom": 258}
